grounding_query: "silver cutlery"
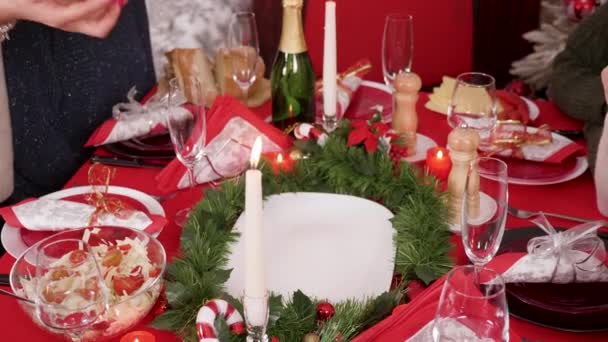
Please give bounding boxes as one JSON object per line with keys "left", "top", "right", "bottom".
{"left": 507, "top": 206, "right": 606, "bottom": 225}
{"left": 0, "top": 288, "right": 34, "bottom": 304}
{"left": 91, "top": 156, "right": 166, "bottom": 169}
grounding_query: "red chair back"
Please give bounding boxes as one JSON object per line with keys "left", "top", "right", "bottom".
{"left": 304, "top": 0, "right": 473, "bottom": 86}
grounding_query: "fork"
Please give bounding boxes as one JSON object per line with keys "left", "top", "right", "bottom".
{"left": 507, "top": 206, "right": 606, "bottom": 225}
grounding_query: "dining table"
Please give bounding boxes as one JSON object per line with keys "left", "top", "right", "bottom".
{"left": 0, "top": 86, "right": 606, "bottom": 342}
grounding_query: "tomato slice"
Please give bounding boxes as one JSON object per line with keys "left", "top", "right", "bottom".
{"left": 77, "top": 278, "right": 100, "bottom": 301}
{"left": 149, "top": 267, "right": 162, "bottom": 278}
{"left": 102, "top": 249, "right": 123, "bottom": 267}
{"left": 117, "top": 244, "right": 132, "bottom": 253}
{"left": 69, "top": 250, "right": 88, "bottom": 265}
{"left": 112, "top": 273, "right": 144, "bottom": 296}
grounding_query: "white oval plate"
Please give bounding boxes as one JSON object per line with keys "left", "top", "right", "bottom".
{"left": 225, "top": 192, "right": 396, "bottom": 302}
{"left": 403, "top": 134, "right": 438, "bottom": 163}
{"left": 1, "top": 186, "right": 165, "bottom": 258}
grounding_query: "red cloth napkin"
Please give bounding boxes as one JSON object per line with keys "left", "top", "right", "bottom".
{"left": 85, "top": 86, "right": 164, "bottom": 147}
{"left": 534, "top": 100, "right": 585, "bottom": 131}
{"left": 353, "top": 254, "right": 525, "bottom": 342}
{"left": 155, "top": 96, "right": 292, "bottom": 192}
{"left": 497, "top": 90, "right": 530, "bottom": 124}
{"left": 0, "top": 196, "right": 167, "bottom": 247}
{"left": 314, "top": 59, "right": 372, "bottom": 122}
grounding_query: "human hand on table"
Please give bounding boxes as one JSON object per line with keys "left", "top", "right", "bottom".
{"left": 1, "top": 0, "right": 125, "bottom": 38}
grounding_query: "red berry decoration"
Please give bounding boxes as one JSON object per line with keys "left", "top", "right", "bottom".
{"left": 316, "top": 302, "right": 336, "bottom": 321}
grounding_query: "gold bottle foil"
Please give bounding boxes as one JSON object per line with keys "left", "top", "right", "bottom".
{"left": 279, "top": 0, "right": 307, "bottom": 53}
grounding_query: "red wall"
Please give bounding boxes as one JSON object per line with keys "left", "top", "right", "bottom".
{"left": 303, "top": 0, "right": 474, "bottom": 86}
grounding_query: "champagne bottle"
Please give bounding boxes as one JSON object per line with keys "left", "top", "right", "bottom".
{"left": 271, "top": 0, "right": 316, "bottom": 130}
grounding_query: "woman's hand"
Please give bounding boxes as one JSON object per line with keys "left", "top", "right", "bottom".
{"left": 603, "top": 66, "right": 608, "bottom": 104}
{"left": 2, "top": 0, "right": 124, "bottom": 38}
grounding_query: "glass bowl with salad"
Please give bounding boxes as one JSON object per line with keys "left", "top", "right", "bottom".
{"left": 10, "top": 226, "right": 166, "bottom": 341}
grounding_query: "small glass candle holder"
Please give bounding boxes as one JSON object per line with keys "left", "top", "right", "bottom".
{"left": 323, "top": 112, "right": 338, "bottom": 133}
{"left": 243, "top": 291, "right": 269, "bottom": 342}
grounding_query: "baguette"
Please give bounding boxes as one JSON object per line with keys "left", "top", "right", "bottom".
{"left": 165, "top": 48, "right": 218, "bottom": 106}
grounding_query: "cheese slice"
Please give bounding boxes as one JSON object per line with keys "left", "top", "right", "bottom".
{"left": 427, "top": 76, "right": 503, "bottom": 115}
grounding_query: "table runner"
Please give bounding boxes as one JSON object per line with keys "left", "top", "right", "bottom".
{"left": 1, "top": 96, "right": 605, "bottom": 341}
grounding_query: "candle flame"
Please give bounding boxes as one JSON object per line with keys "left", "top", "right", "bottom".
{"left": 277, "top": 153, "right": 284, "bottom": 164}
{"left": 250, "top": 136, "right": 263, "bottom": 169}
{"left": 437, "top": 149, "right": 444, "bottom": 159}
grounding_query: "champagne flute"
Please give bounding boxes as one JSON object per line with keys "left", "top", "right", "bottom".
{"left": 227, "top": 12, "right": 260, "bottom": 102}
{"left": 462, "top": 157, "right": 508, "bottom": 266}
{"left": 166, "top": 76, "right": 207, "bottom": 227}
{"left": 447, "top": 72, "right": 498, "bottom": 131}
{"left": 35, "top": 239, "right": 107, "bottom": 342}
{"left": 433, "top": 265, "right": 509, "bottom": 342}
{"left": 382, "top": 14, "right": 414, "bottom": 88}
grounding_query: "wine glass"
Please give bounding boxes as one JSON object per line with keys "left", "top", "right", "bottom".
{"left": 227, "top": 12, "right": 260, "bottom": 101}
{"left": 166, "top": 76, "right": 207, "bottom": 227}
{"left": 35, "top": 239, "right": 107, "bottom": 341}
{"left": 433, "top": 265, "right": 509, "bottom": 342}
{"left": 462, "top": 157, "right": 508, "bottom": 266}
{"left": 447, "top": 72, "right": 498, "bottom": 131}
{"left": 382, "top": 14, "right": 414, "bottom": 88}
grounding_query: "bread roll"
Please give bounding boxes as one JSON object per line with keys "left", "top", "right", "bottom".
{"left": 165, "top": 48, "right": 218, "bottom": 106}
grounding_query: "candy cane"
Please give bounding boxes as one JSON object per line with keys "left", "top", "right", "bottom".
{"left": 294, "top": 123, "right": 328, "bottom": 146}
{"left": 196, "top": 299, "right": 245, "bottom": 342}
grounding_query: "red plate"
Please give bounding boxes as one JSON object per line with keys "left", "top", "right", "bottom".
{"left": 121, "top": 133, "right": 173, "bottom": 152}
{"left": 104, "top": 133, "right": 174, "bottom": 160}
{"left": 501, "top": 156, "right": 579, "bottom": 181}
{"left": 19, "top": 194, "right": 152, "bottom": 247}
{"left": 500, "top": 227, "right": 608, "bottom": 332}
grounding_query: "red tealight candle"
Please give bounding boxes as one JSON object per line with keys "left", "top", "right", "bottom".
{"left": 266, "top": 152, "right": 294, "bottom": 174}
{"left": 120, "top": 330, "right": 156, "bottom": 342}
{"left": 426, "top": 147, "right": 452, "bottom": 182}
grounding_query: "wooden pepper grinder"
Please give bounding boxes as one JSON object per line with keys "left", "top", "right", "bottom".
{"left": 393, "top": 72, "right": 421, "bottom": 155}
{"left": 447, "top": 127, "right": 480, "bottom": 225}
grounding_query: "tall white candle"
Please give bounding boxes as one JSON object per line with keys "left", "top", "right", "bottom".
{"left": 323, "top": 1, "right": 337, "bottom": 117}
{"left": 245, "top": 136, "right": 265, "bottom": 302}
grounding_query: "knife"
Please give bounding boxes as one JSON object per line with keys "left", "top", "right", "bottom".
{"left": 0, "top": 274, "right": 9, "bottom": 286}
{"left": 552, "top": 129, "right": 583, "bottom": 139}
{"left": 90, "top": 156, "right": 166, "bottom": 169}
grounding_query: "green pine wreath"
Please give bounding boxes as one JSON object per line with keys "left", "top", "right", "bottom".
{"left": 151, "top": 119, "right": 452, "bottom": 341}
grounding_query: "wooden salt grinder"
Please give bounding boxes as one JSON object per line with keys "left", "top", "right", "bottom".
{"left": 393, "top": 72, "right": 421, "bottom": 155}
{"left": 447, "top": 127, "right": 480, "bottom": 225}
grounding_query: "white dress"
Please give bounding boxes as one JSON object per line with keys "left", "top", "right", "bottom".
{"left": 145, "top": 0, "right": 252, "bottom": 79}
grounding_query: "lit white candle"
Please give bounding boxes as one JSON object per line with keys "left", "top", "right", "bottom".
{"left": 245, "top": 136, "right": 265, "bottom": 301}
{"left": 323, "top": 1, "right": 337, "bottom": 117}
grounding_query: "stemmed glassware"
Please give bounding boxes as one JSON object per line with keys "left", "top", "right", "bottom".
{"left": 382, "top": 14, "right": 414, "bottom": 88}
{"left": 166, "top": 76, "right": 207, "bottom": 227}
{"left": 447, "top": 72, "right": 498, "bottom": 131}
{"left": 35, "top": 239, "right": 107, "bottom": 342}
{"left": 461, "top": 157, "right": 508, "bottom": 267}
{"left": 227, "top": 11, "right": 260, "bottom": 101}
{"left": 433, "top": 265, "right": 509, "bottom": 342}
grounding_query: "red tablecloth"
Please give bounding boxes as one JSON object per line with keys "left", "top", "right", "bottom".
{"left": 1, "top": 95, "right": 605, "bottom": 341}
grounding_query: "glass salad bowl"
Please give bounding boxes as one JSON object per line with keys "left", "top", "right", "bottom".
{"left": 10, "top": 226, "right": 166, "bottom": 341}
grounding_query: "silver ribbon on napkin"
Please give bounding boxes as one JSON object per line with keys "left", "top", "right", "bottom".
{"left": 502, "top": 214, "right": 608, "bottom": 283}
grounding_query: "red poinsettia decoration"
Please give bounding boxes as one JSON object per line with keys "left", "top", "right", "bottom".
{"left": 347, "top": 119, "right": 391, "bottom": 153}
